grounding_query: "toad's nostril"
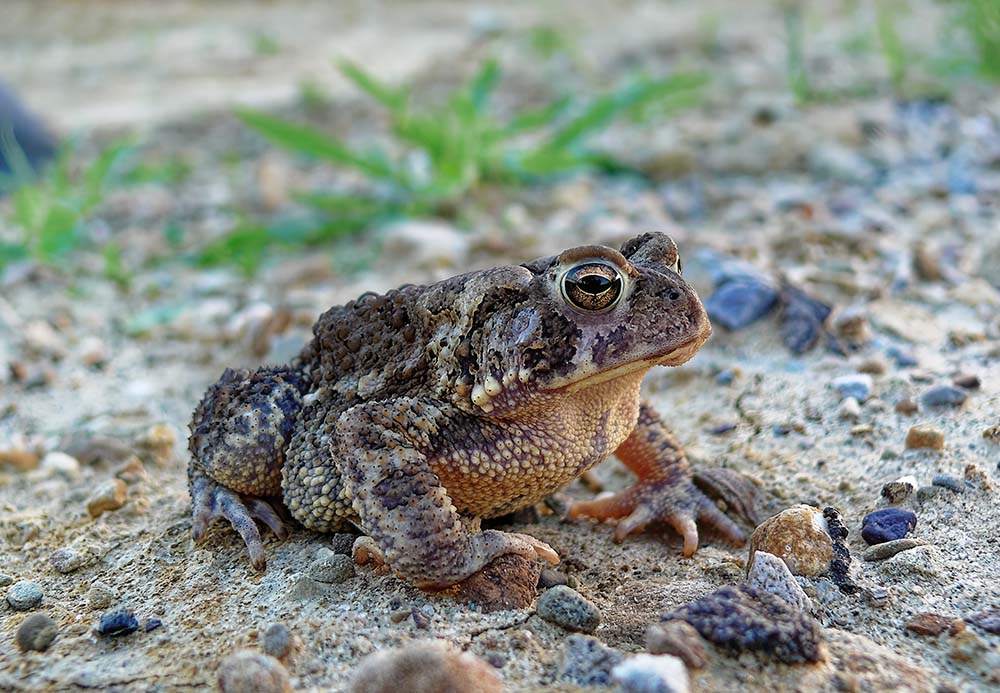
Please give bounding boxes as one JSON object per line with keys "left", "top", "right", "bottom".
{"left": 667, "top": 289, "right": 682, "bottom": 301}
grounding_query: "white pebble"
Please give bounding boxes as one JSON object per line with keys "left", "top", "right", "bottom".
{"left": 612, "top": 653, "right": 689, "bottom": 693}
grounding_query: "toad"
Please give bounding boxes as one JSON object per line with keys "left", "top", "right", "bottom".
{"left": 188, "top": 232, "right": 753, "bottom": 589}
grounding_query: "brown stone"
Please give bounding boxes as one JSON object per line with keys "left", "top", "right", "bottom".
{"left": 905, "top": 612, "right": 952, "bottom": 636}
{"left": 0, "top": 449, "right": 39, "bottom": 472}
{"left": 905, "top": 424, "right": 944, "bottom": 450}
{"left": 749, "top": 505, "right": 833, "bottom": 576}
{"left": 456, "top": 553, "right": 540, "bottom": 613}
{"left": 645, "top": 619, "right": 708, "bottom": 668}
{"left": 894, "top": 398, "right": 918, "bottom": 415}
{"left": 86, "top": 479, "right": 127, "bottom": 518}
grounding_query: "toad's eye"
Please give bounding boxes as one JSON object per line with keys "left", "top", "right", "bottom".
{"left": 561, "top": 261, "right": 624, "bottom": 313}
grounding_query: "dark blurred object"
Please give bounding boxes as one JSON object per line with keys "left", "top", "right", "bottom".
{"left": 0, "top": 80, "right": 58, "bottom": 181}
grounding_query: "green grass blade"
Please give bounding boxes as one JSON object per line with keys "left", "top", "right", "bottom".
{"left": 237, "top": 109, "right": 407, "bottom": 185}
{"left": 468, "top": 59, "right": 501, "bottom": 114}
{"left": 338, "top": 59, "right": 408, "bottom": 110}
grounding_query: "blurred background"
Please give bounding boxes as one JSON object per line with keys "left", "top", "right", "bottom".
{"left": 2, "top": 3, "right": 999, "bottom": 691}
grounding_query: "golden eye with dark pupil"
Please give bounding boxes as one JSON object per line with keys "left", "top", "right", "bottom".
{"left": 561, "top": 262, "right": 624, "bottom": 312}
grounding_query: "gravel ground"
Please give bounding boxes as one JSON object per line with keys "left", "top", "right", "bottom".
{"left": 1, "top": 1, "right": 999, "bottom": 691}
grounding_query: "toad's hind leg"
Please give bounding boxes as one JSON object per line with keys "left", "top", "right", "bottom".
{"left": 187, "top": 366, "right": 307, "bottom": 570}
{"left": 334, "top": 399, "right": 558, "bottom": 590}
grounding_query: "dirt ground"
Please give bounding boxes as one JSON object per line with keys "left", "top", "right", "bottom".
{"left": 1, "top": 1, "right": 999, "bottom": 691}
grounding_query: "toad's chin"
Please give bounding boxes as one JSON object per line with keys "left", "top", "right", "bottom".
{"left": 655, "top": 320, "right": 712, "bottom": 367}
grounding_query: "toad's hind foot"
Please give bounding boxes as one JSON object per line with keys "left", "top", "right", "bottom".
{"left": 190, "top": 470, "right": 289, "bottom": 571}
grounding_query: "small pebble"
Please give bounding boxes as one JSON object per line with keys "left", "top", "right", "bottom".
{"left": 886, "top": 346, "right": 918, "bottom": 367}
{"left": 931, "top": 474, "right": 965, "bottom": 494}
{"left": 86, "top": 479, "right": 127, "bottom": 518}
{"left": 703, "top": 278, "right": 778, "bottom": 330}
{"left": 559, "top": 634, "right": 624, "bottom": 687}
{"left": 967, "top": 608, "right": 1000, "bottom": 635}
{"left": 748, "top": 505, "right": 832, "bottom": 576}
{"left": 881, "top": 476, "right": 917, "bottom": 504}
{"left": 920, "top": 385, "right": 967, "bottom": 408}
{"left": 15, "top": 613, "right": 58, "bottom": 652}
{"left": 745, "top": 551, "right": 812, "bottom": 612}
{"left": 715, "top": 369, "right": 736, "bottom": 385}
{"left": 0, "top": 449, "right": 40, "bottom": 472}
{"left": 895, "top": 398, "right": 918, "bottom": 415}
{"left": 857, "top": 357, "right": 888, "bottom": 375}
{"left": 905, "top": 612, "right": 952, "bottom": 636}
{"left": 612, "top": 653, "right": 690, "bottom": 693}
{"left": 410, "top": 607, "right": 431, "bottom": 630}
{"left": 837, "top": 397, "right": 861, "bottom": 420}
{"left": 97, "top": 606, "right": 139, "bottom": 637}
{"left": 308, "top": 549, "right": 355, "bottom": 584}
{"left": 861, "top": 508, "right": 917, "bottom": 545}
{"left": 133, "top": 423, "right": 177, "bottom": 465}
{"left": 458, "top": 553, "right": 540, "bottom": 613}
{"left": 348, "top": 641, "right": 500, "bottom": 693}
{"left": 263, "top": 622, "right": 293, "bottom": 659}
{"left": 863, "top": 538, "right": 926, "bottom": 562}
{"left": 644, "top": 620, "right": 708, "bottom": 669}
{"left": 536, "top": 585, "right": 601, "bottom": 633}
{"left": 831, "top": 374, "right": 873, "bottom": 402}
{"left": 49, "top": 547, "right": 87, "bottom": 574}
{"left": 905, "top": 424, "right": 944, "bottom": 450}
{"left": 87, "top": 582, "right": 116, "bottom": 610}
{"left": 218, "top": 650, "right": 293, "bottom": 693}
{"left": 39, "top": 451, "right": 81, "bottom": 479}
{"left": 538, "top": 568, "right": 569, "bottom": 589}
{"left": 865, "top": 585, "right": 891, "bottom": 607}
{"left": 833, "top": 307, "right": 869, "bottom": 343}
{"left": 144, "top": 618, "right": 162, "bottom": 632}
{"left": 6, "top": 580, "right": 43, "bottom": 611}
{"left": 0, "top": 575, "right": 13, "bottom": 587}
{"left": 778, "top": 284, "right": 831, "bottom": 354}
{"left": 879, "top": 544, "right": 944, "bottom": 579}
{"left": 952, "top": 373, "right": 980, "bottom": 389}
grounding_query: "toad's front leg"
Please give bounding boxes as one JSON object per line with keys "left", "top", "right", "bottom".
{"left": 569, "top": 402, "right": 756, "bottom": 555}
{"left": 336, "top": 398, "right": 558, "bottom": 590}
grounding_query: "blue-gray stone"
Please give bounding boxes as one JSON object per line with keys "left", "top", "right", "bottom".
{"left": 704, "top": 279, "right": 778, "bottom": 330}
{"left": 6, "top": 581, "right": 43, "bottom": 611}
{"left": 0, "top": 81, "right": 57, "bottom": 179}
{"left": 921, "top": 385, "right": 967, "bottom": 408}
{"left": 861, "top": 508, "right": 917, "bottom": 545}
{"left": 97, "top": 606, "right": 139, "bottom": 637}
{"left": 931, "top": 474, "right": 965, "bottom": 494}
{"left": 831, "top": 374, "right": 873, "bottom": 402}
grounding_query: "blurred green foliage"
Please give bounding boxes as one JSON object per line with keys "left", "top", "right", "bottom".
{"left": 0, "top": 135, "right": 131, "bottom": 275}
{"left": 203, "top": 58, "right": 706, "bottom": 272}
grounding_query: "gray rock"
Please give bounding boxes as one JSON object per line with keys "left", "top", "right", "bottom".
{"left": 307, "top": 549, "right": 355, "bottom": 584}
{"left": 745, "top": 551, "right": 812, "bottom": 612}
{"left": 6, "top": 580, "right": 43, "bottom": 611}
{"left": 831, "top": 374, "right": 873, "bottom": 402}
{"left": 0, "top": 575, "right": 13, "bottom": 587}
{"left": 86, "top": 581, "right": 116, "bottom": 610}
{"left": 536, "top": 585, "right": 601, "bottom": 633}
{"left": 15, "top": 613, "right": 58, "bottom": 652}
{"left": 807, "top": 142, "right": 877, "bottom": 184}
{"left": 262, "top": 622, "right": 293, "bottom": 659}
{"left": 559, "top": 634, "right": 624, "bottom": 687}
{"left": 0, "top": 81, "right": 57, "bottom": 178}
{"left": 49, "top": 548, "right": 88, "bottom": 574}
{"left": 931, "top": 474, "right": 966, "bottom": 493}
{"left": 920, "top": 385, "right": 967, "bottom": 408}
{"left": 863, "top": 538, "right": 926, "bottom": 561}
{"left": 612, "top": 653, "right": 690, "bottom": 693}
{"left": 704, "top": 278, "right": 778, "bottom": 330}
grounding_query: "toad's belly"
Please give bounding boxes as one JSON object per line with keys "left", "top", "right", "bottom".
{"left": 432, "top": 381, "right": 643, "bottom": 517}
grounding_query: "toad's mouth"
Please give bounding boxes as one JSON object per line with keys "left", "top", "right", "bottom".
{"left": 560, "top": 319, "right": 712, "bottom": 394}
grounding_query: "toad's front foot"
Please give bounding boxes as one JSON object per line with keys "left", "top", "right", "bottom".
{"left": 190, "top": 471, "right": 289, "bottom": 571}
{"left": 567, "top": 402, "right": 755, "bottom": 556}
{"left": 568, "top": 474, "right": 748, "bottom": 556}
